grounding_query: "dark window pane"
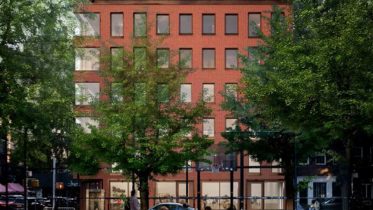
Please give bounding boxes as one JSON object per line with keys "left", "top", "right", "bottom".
{"left": 225, "top": 49, "right": 238, "bottom": 68}
{"left": 111, "top": 13, "right": 123, "bottom": 36}
{"left": 313, "top": 182, "right": 327, "bottom": 199}
{"left": 180, "top": 14, "right": 192, "bottom": 34}
{"left": 249, "top": 13, "right": 261, "bottom": 37}
{"left": 203, "top": 49, "right": 215, "bottom": 68}
{"left": 134, "top": 13, "right": 146, "bottom": 37}
{"left": 179, "top": 49, "right": 192, "bottom": 69}
{"left": 157, "top": 14, "right": 169, "bottom": 34}
{"left": 225, "top": 14, "right": 238, "bottom": 34}
{"left": 203, "top": 14, "right": 215, "bottom": 34}
{"left": 157, "top": 49, "right": 169, "bottom": 68}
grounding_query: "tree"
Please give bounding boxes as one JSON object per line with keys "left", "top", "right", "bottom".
{"left": 224, "top": 1, "right": 373, "bottom": 210}
{"left": 0, "top": 0, "right": 78, "bottom": 170}
{"left": 70, "top": 38, "right": 213, "bottom": 210}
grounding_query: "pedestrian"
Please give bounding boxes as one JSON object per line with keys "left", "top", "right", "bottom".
{"left": 310, "top": 199, "right": 320, "bottom": 210}
{"left": 130, "top": 190, "right": 140, "bottom": 210}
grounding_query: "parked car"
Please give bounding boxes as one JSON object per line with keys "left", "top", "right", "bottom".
{"left": 0, "top": 198, "right": 17, "bottom": 210}
{"left": 320, "top": 198, "right": 342, "bottom": 210}
{"left": 150, "top": 203, "right": 194, "bottom": 210}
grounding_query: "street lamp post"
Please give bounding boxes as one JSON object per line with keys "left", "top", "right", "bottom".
{"left": 52, "top": 154, "right": 56, "bottom": 209}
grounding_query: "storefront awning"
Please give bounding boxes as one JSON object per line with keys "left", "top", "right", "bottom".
{"left": 0, "top": 183, "right": 24, "bottom": 193}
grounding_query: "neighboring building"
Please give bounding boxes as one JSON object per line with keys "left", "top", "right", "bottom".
{"left": 74, "top": 1, "right": 290, "bottom": 210}
{"left": 296, "top": 153, "right": 338, "bottom": 209}
{"left": 297, "top": 147, "right": 373, "bottom": 210}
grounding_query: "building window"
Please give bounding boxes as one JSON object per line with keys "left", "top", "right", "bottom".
{"left": 249, "top": 155, "right": 260, "bottom": 173}
{"left": 111, "top": 82, "right": 123, "bottom": 102}
{"left": 179, "top": 14, "right": 192, "bottom": 34}
{"left": 225, "top": 14, "right": 238, "bottom": 34}
{"left": 179, "top": 48, "right": 192, "bottom": 69}
{"left": 157, "top": 48, "right": 170, "bottom": 68}
{"left": 202, "top": 182, "right": 238, "bottom": 210}
{"left": 203, "top": 118, "right": 214, "bottom": 138}
{"left": 134, "top": 13, "right": 147, "bottom": 37}
{"left": 248, "top": 13, "right": 261, "bottom": 37}
{"left": 75, "top": 83, "right": 100, "bottom": 105}
{"left": 225, "top": 118, "right": 237, "bottom": 131}
{"left": 157, "top": 84, "right": 169, "bottom": 103}
{"left": 110, "top": 181, "right": 138, "bottom": 209}
{"left": 202, "top": 14, "right": 215, "bottom": 34}
{"left": 315, "top": 153, "right": 326, "bottom": 165}
{"left": 225, "top": 49, "right": 238, "bottom": 69}
{"left": 225, "top": 83, "right": 238, "bottom": 100}
{"left": 111, "top": 48, "right": 123, "bottom": 71}
{"left": 75, "top": 117, "right": 99, "bottom": 133}
{"left": 313, "top": 182, "right": 327, "bottom": 199}
{"left": 155, "top": 181, "right": 193, "bottom": 205}
{"left": 202, "top": 49, "right": 215, "bottom": 69}
{"left": 248, "top": 47, "right": 260, "bottom": 64}
{"left": 202, "top": 84, "right": 214, "bottom": 103}
{"left": 134, "top": 47, "right": 146, "bottom": 71}
{"left": 157, "top": 14, "right": 170, "bottom": 35}
{"left": 272, "top": 160, "right": 282, "bottom": 173}
{"left": 249, "top": 183, "right": 262, "bottom": 209}
{"left": 75, "top": 48, "right": 100, "bottom": 71}
{"left": 180, "top": 84, "right": 192, "bottom": 103}
{"left": 264, "top": 182, "right": 284, "bottom": 209}
{"left": 298, "top": 157, "right": 310, "bottom": 165}
{"left": 111, "top": 13, "right": 123, "bottom": 37}
{"left": 75, "top": 13, "right": 100, "bottom": 36}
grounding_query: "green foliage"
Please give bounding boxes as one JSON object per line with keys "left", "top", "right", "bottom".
{"left": 0, "top": 0, "right": 78, "bottom": 168}
{"left": 70, "top": 37, "right": 212, "bottom": 209}
{"left": 223, "top": 1, "right": 373, "bottom": 207}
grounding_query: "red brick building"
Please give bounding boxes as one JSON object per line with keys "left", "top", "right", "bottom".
{"left": 74, "top": 1, "right": 290, "bottom": 210}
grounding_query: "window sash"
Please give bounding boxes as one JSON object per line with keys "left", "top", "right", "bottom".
{"left": 202, "top": 49, "right": 215, "bottom": 69}
{"left": 225, "top": 14, "right": 238, "bottom": 34}
{"left": 75, "top": 13, "right": 100, "bottom": 36}
{"left": 249, "top": 13, "right": 261, "bottom": 37}
{"left": 134, "top": 13, "right": 147, "bottom": 37}
{"left": 180, "top": 14, "right": 192, "bottom": 34}
{"left": 202, "top": 84, "right": 214, "bottom": 102}
{"left": 157, "top": 14, "right": 170, "bottom": 34}
{"left": 202, "top": 14, "right": 215, "bottom": 34}
{"left": 111, "top": 13, "right": 123, "bottom": 36}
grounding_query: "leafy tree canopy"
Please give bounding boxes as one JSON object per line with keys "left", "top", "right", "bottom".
{"left": 0, "top": 0, "right": 78, "bottom": 169}
{"left": 70, "top": 38, "right": 213, "bottom": 210}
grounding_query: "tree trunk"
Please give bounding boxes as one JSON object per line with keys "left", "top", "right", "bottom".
{"left": 139, "top": 173, "right": 150, "bottom": 210}
{"left": 341, "top": 138, "right": 352, "bottom": 210}
{"left": 283, "top": 156, "right": 294, "bottom": 210}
